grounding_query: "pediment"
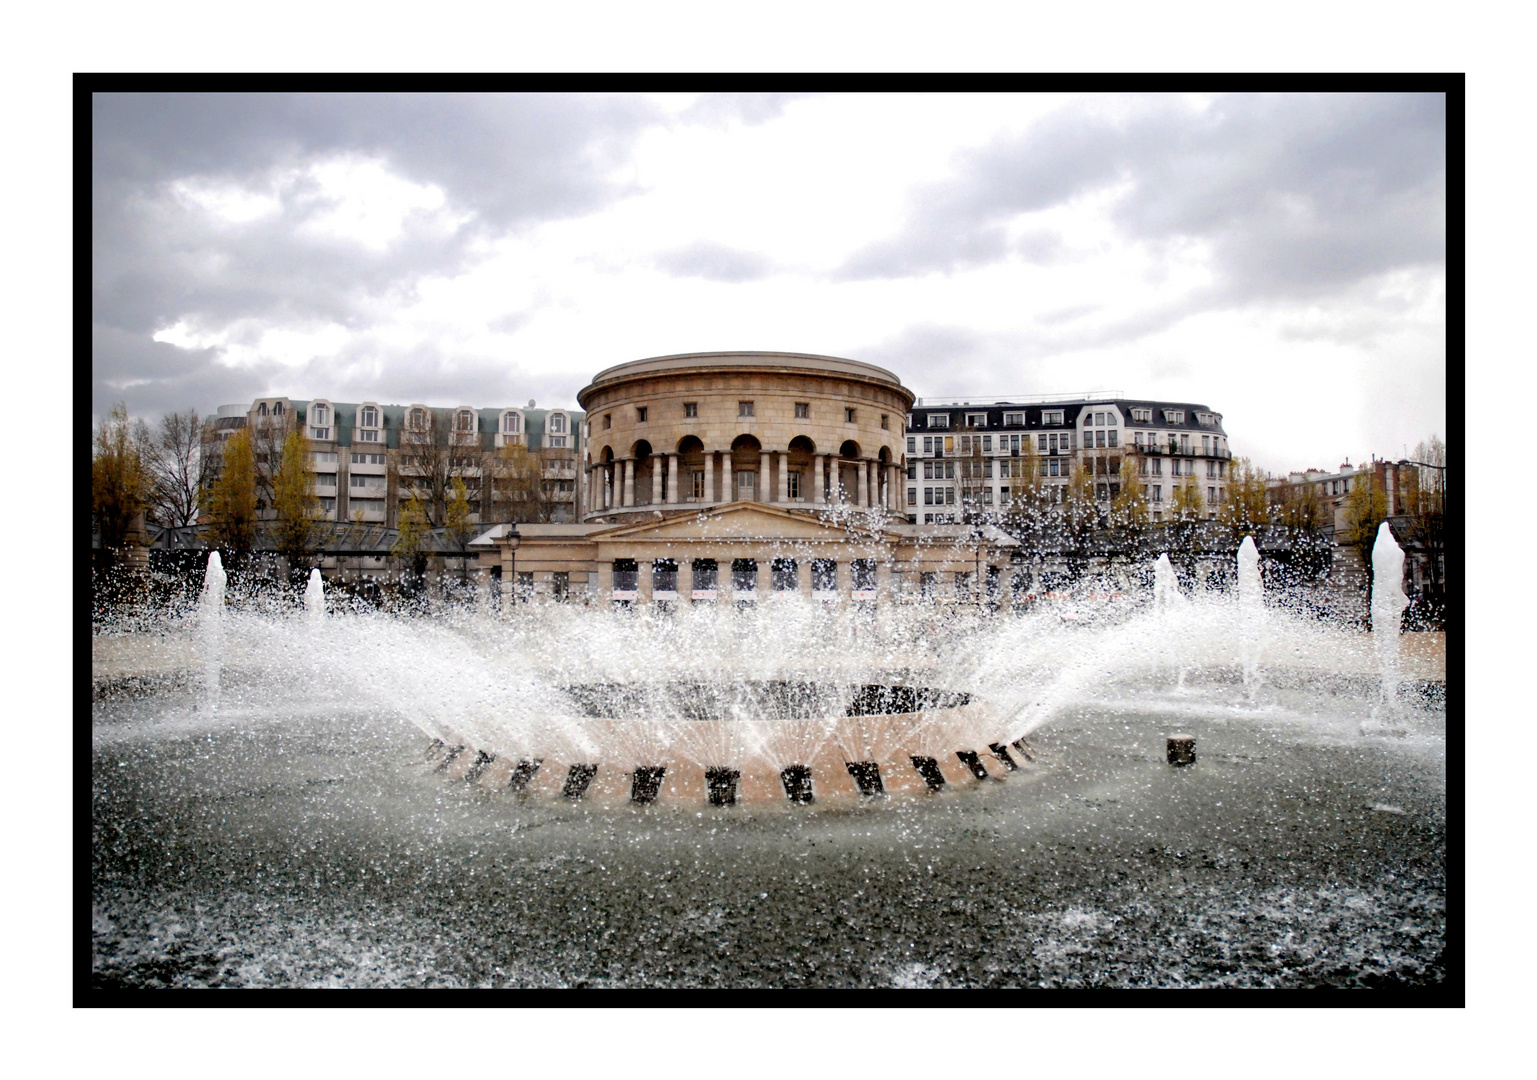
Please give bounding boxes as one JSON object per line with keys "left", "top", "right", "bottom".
{"left": 593, "top": 501, "right": 904, "bottom": 544}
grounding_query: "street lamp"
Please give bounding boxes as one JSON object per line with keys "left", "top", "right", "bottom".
{"left": 505, "top": 523, "right": 521, "bottom": 605}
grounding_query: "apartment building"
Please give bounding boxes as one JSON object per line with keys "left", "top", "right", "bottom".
{"left": 903, "top": 397, "right": 1232, "bottom": 524}
{"left": 206, "top": 397, "right": 585, "bottom": 526}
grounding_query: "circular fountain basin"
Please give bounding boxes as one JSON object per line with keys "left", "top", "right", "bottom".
{"left": 429, "top": 679, "right": 1022, "bottom": 807}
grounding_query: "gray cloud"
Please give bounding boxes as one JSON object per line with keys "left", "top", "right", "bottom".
{"left": 92, "top": 93, "right": 666, "bottom": 416}
{"left": 679, "top": 93, "right": 814, "bottom": 127}
{"left": 653, "top": 240, "right": 776, "bottom": 283}
{"left": 837, "top": 93, "right": 1445, "bottom": 306}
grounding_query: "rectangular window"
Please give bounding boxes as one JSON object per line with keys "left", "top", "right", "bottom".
{"left": 924, "top": 488, "right": 934, "bottom": 505}
{"left": 604, "top": 414, "right": 612, "bottom": 429}
{"left": 731, "top": 558, "right": 758, "bottom": 592}
{"left": 1131, "top": 408, "right": 1152, "bottom": 423}
{"left": 738, "top": 471, "right": 756, "bottom": 498}
{"left": 788, "top": 471, "right": 802, "bottom": 500}
{"left": 1164, "top": 409, "right": 1184, "bottom": 424}
{"left": 945, "top": 487, "right": 955, "bottom": 505}
{"left": 692, "top": 558, "right": 718, "bottom": 591}
{"left": 1135, "top": 432, "right": 1144, "bottom": 448}
{"left": 944, "top": 461, "right": 955, "bottom": 479}
{"left": 966, "top": 412, "right": 986, "bottom": 427}
{"left": 811, "top": 559, "right": 837, "bottom": 592}
{"left": 850, "top": 559, "right": 876, "bottom": 592}
{"left": 907, "top": 436, "right": 916, "bottom": 454}
{"left": 691, "top": 471, "right": 705, "bottom": 500}
{"left": 922, "top": 436, "right": 933, "bottom": 454}
{"left": 1049, "top": 460, "right": 1059, "bottom": 477}
{"left": 350, "top": 474, "right": 382, "bottom": 488}
{"left": 983, "top": 488, "right": 994, "bottom": 504}
{"left": 959, "top": 435, "right": 971, "bottom": 454}
{"left": 928, "top": 413, "right": 949, "bottom": 428}
{"left": 1043, "top": 410, "right": 1064, "bottom": 425}
{"left": 982, "top": 435, "right": 992, "bottom": 452}
{"left": 1207, "top": 461, "right": 1216, "bottom": 478}
{"left": 1180, "top": 434, "right": 1190, "bottom": 454}
{"left": 318, "top": 497, "right": 335, "bottom": 513}
{"left": 1004, "top": 412, "right": 1024, "bottom": 426}
{"left": 908, "top": 487, "right": 917, "bottom": 505}
{"left": 1202, "top": 435, "right": 1211, "bottom": 455}
{"left": 547, "top": 436, "right": 567, "bottom": 448}
{"left": 922, "top": 461, "right": 933, "bottom": 480}
{"left": 880, "top": 414, "right": 889, "bottom": 429}
{"left": 771, "top": 558, "right": 798, "bottom": 592}
{"left": 310, "top": 427, "right": 331, "bottom": 440}
{"left": 357, "top": 429, "right": 380, "bottom": 442}
{"left": 907, "top": 462, "right": 917, "bottom": 479}
{"left": 1152, "top": 459, "right": 1162, "bottom": 476}
{"left": 845, "top": 407, "right": 856, "bottom": 422}
{"left": 1096, "top": 431, "right": 1106, "bottom": 448}
{"left": 313, "top": 452, "right": 338, "bottom": 463}
{"left": 944, "top": 436, "right": 954, "bottom": 454}
{"left": 314, "top": 473, "right": 337, "bottom": 488}
{"left": 739, "top": 401, "right": 754, "bottom": 417}
{"left": 1209, "top": 486, "right": 1217, "bottom": 504}
{"left": 684, "top": 402, "right": 698, "bottom": 417}
{"left": 1153, "top": 485, "right": 1162, "bottom": 502}
{"left": 1107, "top": 430, "right": 1118, "bottom": 447}
{"left": 794, "top": 402, "right": 810, "bottom": 419}
{"left": 636, "top": 406, "right": 648, "bottom": 422}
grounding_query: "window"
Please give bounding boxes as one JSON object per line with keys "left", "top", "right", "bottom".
{"left": 1096, "top": 431, "right": 1106, "bottom": 448}
{"left": 691, "top": 471, "right": 705, "bottom": 500}
{"left": 944, "top": 461, "right": 955, "bottom": 479}
{"left": 1037, "top": 433, "right": 1047, "bottom": 452}
{"left": 1180, "top": 434, "right": 1190, "bottom": 454}
{"left": 772, "top": 558, "right": 798, "bottom": 592}
{"left": 1106, "top": 411, "right": 1118, "bottom": 425}
{"left": 1048, "top": 460, "right": 1059, "bottom": 478}
{"left": 924, "top": 488, "right": 934, "bottom": 505}
{"left": 636, "top": 406, "right": 648, "bottom": 423}
{"left": 794, "top": 402, "right": 809, "bottom": 419}
{"left": 845, "top": 407, "right": 856, "bottom": 423}
{"left": 881, "top": 414, "right": 889, "bottom": 429}
{"left": 357, "top": 428, "right": 380, "bottom": 442}
{"left": 502, "top": 412, "right": 522, "bottom": 434}
{"left": 811, "top": 559, "right": 837, "bottom": 592}
{"left": 1139, "top": 457, "right": 1149, "bottom": 475}
{"left": 409, "top": 408, "right": 427, "bottom": 430}
{"left": 922, "top": 461, "right": 933, "bottom": 480}
{"left": 739, "top": 401, "right": 754, "bottom": 417}
{"left": 1207, "top": 460, "right": 1216, "bottom": 478}
{"left": 788, "top": 471, "right": 802, "bottom": 499}
{"left": 907, "top": 462, "right": 916, "bottom": 479}
{"left": 315, "top": 473, "right": 337, "bottom": 487}
{"left": 1153, "top": 485, "right": 1163, "bottom": 502}
{"left": 1171, "top": 460, "right": 1181, "bottom": 477}
{"left": 1163, "top": 409, "right": 1184, "bottom": 424}
{"left": 1197, "top": 412, "right": 1217, "bottom": 427}
{"left": 908, "top": 487, "right": 917, "bottom": 505}
{"left": 1209, "top": 486, "right": 1217, "bottom": 504}
{"left": 1152, "top": 459, "right": 1162, "bottom": 475}
{"left": 907, "top": 437, "right": 916, "bottom": 454}
{"left": 944, "top": 488, "right": 955, "bottom": 505}
{"left": 923, "top": 436, "right": 933, "bottom": 453}
{"left": 966, "top": 412, "right": 986, "bottom": 427}
{"left": 273, "top": 402, "right": 283, "bottom": 415}
{"left": 549, "top": 414, "right": 566, "bottom": 434}
{"left": 850, "top": 559, "right": 876, "bottom": 593}
{"left": 257, "top": 402, "right": 269, "bottom": 416}
{"left": 603, "top": 414, "right": 612, "bottom": 429}
{"left": 984, "top": 461, "right": 993, "bottom": 478}
{"left": 312, "top": 404, "right": 330, "bottom": 425}
{"left": 982, "top": 435, "right": 992, "bottom": 452}
{"left": 313, "top": 452, "right": 337, "bottom": 463}
{"left": 927, "top": 413, "right": 949, "bottom": 428}
{"left": 350, "top": 474, "right": 382, "bottom": 488}
{"left": 351, "top": 452, "right": 385, "bottom": 465}
{"left": 457, "top": 410, "right": 475, "bottom": 432}
{"left": 1004, "top": 411, "right": 1024, "bottom": 426}
{"left": 318, "top": 497, "right": 335, "bottom": 513}
{"left": 944, "top": 436, "right": 954, "bottom": 454}
{"left": 1107, "top": 430, "right": 1118, "bottom": 447}
{"left": 737, "top": 471, "right": 756, "bottom": 498}
{"left": 1131, "top": 408, "right": 1151, "bottom": 423}
{"left": 684, "top": 402, "right": 698, "bottom": 418}
{"left": 731, "top": 558, "right": 758, "bottom": 592}
{"left": 1085, "top": 412, "right": 1095, "bottom": 426}
{"left": 1043, "top": 410, "right": 1064, "bottom": 425}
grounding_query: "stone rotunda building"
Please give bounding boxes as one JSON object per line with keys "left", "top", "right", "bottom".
{"left": 472, "top": 351, "right": 1017, "bottom": 606}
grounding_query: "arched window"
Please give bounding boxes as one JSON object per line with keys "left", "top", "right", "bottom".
{"left": 546, "top": 411, "right": 569, "bottom": 448}
{"left": 359, "top": 405, "right": 379, "bottom": 428}
{"left": 258, "top": 402, "right": 269, "bottom": 416}
{"left": 409, "top": 407, "right": 427, "bottom": 430}
{"left": 312, "top": 403, "right": 329, "bottom": 425}
{"left": 457, "top": 409, "right": 476, "bottom": 433}
{"left": 273, "top": 401, "right": 284, "bottom": 415}
{"left": 502, "top": 411, "right": 522, "bottom": 434}
{"left": 549, "top": 414, "right": 567, "bottom": 434}
{"left": 309, "top": 400, "right": 332, "bottom": 440}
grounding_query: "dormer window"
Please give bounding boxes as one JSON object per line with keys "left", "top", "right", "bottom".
{"left": 1131, "top": 408, "right": 1152, "bottom": 423}
{"left": 408, "top": 407, "right": 428, "bottom": 431}
{"left": 356, "top": 403, "right": 381, "bottom": 443}
{"left": 927, "top": 413, "right": 949, "bottom": 429}
{"left": 549, "top": 414, "right": 567, "bottom": 434}
{"left": 502, "top": 411, "right": 522, "bottom": 434}
{"left": 273, "top": 401, "right": 283, "bottom": 415}
{"left": 1042, "top": 410, "right": 1064, "bottom": 425}
{"left": 546, "top": 412, "right": 569, "bottom": 448}
{"left": 457, "top": 409, "right": 475, "bottom": 433}
{"left": 258, "top": 402, "right": 269, "bottom": 416}
{"left": 1163, "top": 409, "right": 1184, "bottom": 424}
{"left": 309, "top": 401, "right": 332, "bottom": 440}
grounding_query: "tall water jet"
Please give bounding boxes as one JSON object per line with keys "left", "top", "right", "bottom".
{"left": 1236, "top": 536, "right": 1266, "bottom": 700}
{"left": 1370, "top": 522, "right": 1410, "bottom": 721}
{"left": 1153, "top": 553, "right": 1190, "bottom": 689}
{"left": 305, "top": 568, "right": 326, "bottom": 630}
{"left": 198, "top": 551, "right": 226, "bottom": 713}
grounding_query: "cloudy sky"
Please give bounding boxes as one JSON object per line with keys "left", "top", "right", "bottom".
{"left": 91, "top": 92, "right": 1445, "bottom": 474}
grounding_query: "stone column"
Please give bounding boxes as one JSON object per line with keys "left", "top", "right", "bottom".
{"left": 857, "top": 461, "right": 869, "bottom": 506}
{"left": 596, "top": 560, "right": 613, "bottom": 602}
{"left": 677, "top": 556, "right": 693, "bottom": 599}
{"left": 778, "top": 452, "right": 790, "bottom": 502}
{"left": 835, "top": 560, "right": 849, "bottom": 600}
{"left": 667, "top": 454, "right": 679, "bottom": 504}
{"left": 875, "top": 558, "right": 892, "bottom": 607}
{"left": 813, "top": 455, "right": 825, "bottom": 503}
{"left": 651, "top": 458, "right": 663, "bottom": 505}
{"left": 622, "top": 459, "right": 634, "bottom": 507}
{"left": 500, "top": 541, "right": 514, "bottom": 607}
{"left": 760, "top": 450, "right": 771, "bottom": 501}
{"left": 757, "top": 559, "right": 771, "bottom": 596}
{"left": 890, "top": 465, "right": 902, "bottom": 512}
{"left": 719, "top": 554, "right": 734, "bottom": 603}
{"left": 721, "top": 453, "right": 733, "bottom": 503}
{"left": 798, "top": 558, "right": 812, "bottom": 597}
{"left": 639, "top": 558, "right": 653, "bottom": 604}
{"left": 703, "top": 453, "right": 714, "bottom": 504}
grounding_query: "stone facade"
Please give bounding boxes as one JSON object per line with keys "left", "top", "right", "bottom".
{"left": 577, "top": 352, "right": 913, "bottom": 520}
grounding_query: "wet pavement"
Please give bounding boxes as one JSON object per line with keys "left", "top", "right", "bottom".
{"left": 91, "top": 690, "right": 1447, "bottom": 989}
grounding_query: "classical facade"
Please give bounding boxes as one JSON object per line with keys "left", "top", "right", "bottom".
{"left": 904, "top": 397, "right": 1233, "bottom": 523}
{"left": 202, "top": 397, "right": 584, "bottom": 527}
{"left": 472, "top": 352, "right": 1019, "bottom": 606}
{"left": 578, "top": 352, "right": 911, "bottom": 519}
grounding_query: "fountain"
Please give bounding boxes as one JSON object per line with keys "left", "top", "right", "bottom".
{"left": 91, "top": 544, "right": 1447, "bottom": 988}
{"left": 1370, "top": 521, "right": 1411, "bottom": 725}
{"left": 197, "top": 550, "right": 225, "bottom": 713}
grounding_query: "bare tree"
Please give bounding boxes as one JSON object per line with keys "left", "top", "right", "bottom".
{"left": 486, "top": 441, "right": 555, "bottom": 523}
{"left": 142, "top": 408, "right": 204, "bottom": 528}
{"left": 394, "top": 407, "right": 467, "bottom": 528}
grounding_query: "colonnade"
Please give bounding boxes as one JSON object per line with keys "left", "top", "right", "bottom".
{"left": 601, "top": 557, "right": 1017, "bottom": 609}
{"left": 586, "top": 450, "right": 905, "bottom": 516}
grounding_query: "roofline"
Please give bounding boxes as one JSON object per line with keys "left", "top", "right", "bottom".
{"left": 578, "top": 351, "right": 911, "bottom": 407}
